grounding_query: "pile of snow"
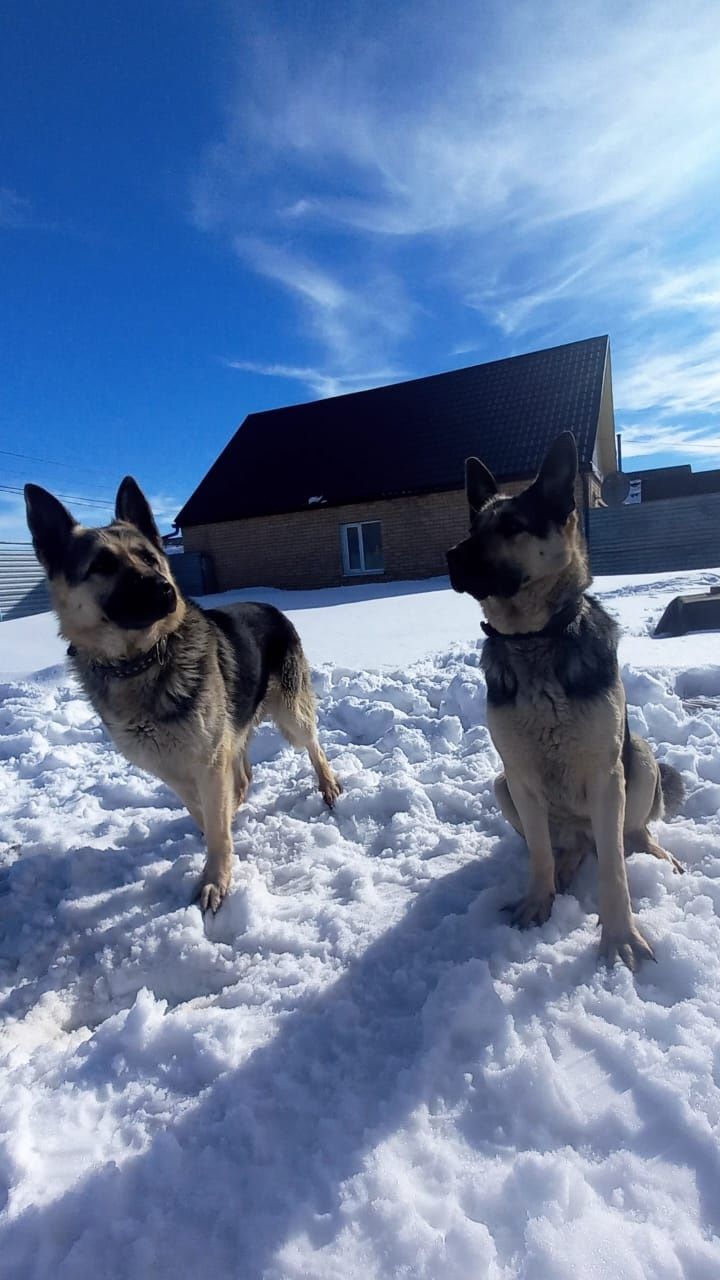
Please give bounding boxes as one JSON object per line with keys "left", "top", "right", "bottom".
{"left": 0, "top": 569, "right": 719, "bottom": 1277}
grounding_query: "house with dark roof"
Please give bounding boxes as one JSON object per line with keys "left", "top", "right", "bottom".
{"left": 622, "top": 462, "right": 720, "bottom": 504}
{"left": 177, "top": 336, "right": 617, "bottom": 590}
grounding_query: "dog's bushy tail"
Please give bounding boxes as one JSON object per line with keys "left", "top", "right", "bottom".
{"left": 279, "top": 623, "right": 306, "bottom": 697}
{"left": 279, "top": 624, "right": 318, "bottom": 726}
{"left": 658, "top": 761, "right": 685, "bottom": 818}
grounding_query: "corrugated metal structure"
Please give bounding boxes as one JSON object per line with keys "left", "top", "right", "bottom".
{"left": 0, "top": 543, "right": 50, "bottom": 621}
{"left": 588, "top": 492, "right": 720, "bottom": 575}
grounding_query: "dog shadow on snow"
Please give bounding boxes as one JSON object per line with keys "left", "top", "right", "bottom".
{"left": 0, "top": 726, "right": 295, "bottom": 1028}
{"left": 2, "top": 832, "right": 717, "bottom": 1279}
{"left": 0, "top": 844, "right": 529, "bottom": 1274}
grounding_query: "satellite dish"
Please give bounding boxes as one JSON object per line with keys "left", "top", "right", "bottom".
{"left": 601, "top": 471, "right": 631, "bottom": 506}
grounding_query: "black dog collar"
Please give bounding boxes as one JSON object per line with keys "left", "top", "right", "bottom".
{"left": 67, "top": 638, "right": 167, "bottom": 679}
{"left": 481, "top": 598, "right": 583, "bottom": 642}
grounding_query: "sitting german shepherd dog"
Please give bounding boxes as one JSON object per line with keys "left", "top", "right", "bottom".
{"left": 447, "top": 433, "right": 683, "bottom": 969}
{"left": 25, "top": 478, "right": 341, "bottom": 913}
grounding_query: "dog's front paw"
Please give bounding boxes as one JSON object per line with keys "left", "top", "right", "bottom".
{"left": 599, "top": 919, "right": 655, "bottom": 971}
{"left": 321, "top": 774, "right": 343, "bottom": 808}
{"left": 504, "top": 890, "right": 555, "bottom": 929}
{"left": 194, "top": 871, "right": 230, "bottom": 914}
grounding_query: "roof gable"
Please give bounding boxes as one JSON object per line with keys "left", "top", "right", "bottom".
{"left": 177, "top": 336, "right": 609, "bottom": 526}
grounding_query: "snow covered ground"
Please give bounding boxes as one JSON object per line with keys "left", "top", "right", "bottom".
{"left": 1, "top": 569, "right": 719, "bottom": 1278}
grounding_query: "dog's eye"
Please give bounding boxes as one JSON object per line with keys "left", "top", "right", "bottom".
{"left": 499, "top": 515, "right": 525, "bottom": 537}
{"left": 138, "top": 549, "right": 157, "bottom": 568}
{"left": 87, "top": 549, "right": 118, "bottom": 576}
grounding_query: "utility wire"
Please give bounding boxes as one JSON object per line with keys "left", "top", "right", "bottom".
{"left": 1, "top": 463, "right": 116, "bottom": 500}
{"left": 0, "top": 448, "right": 110, "bottom": 477}
{"left": 0, "top": 483, "right": 113, "bottom": 511}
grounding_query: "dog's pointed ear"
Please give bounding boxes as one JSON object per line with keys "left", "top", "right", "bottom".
{"left": 115, "top": 477, "right": 161, "bottom": 547}
{"left": 531, "top": 432, "right": 578, "bottom": 521}
{"left": 24, "top": 484, "right": 77, "bottom": 576}
{"left": 465, "top": 457, "right": 498, "bottom": 513}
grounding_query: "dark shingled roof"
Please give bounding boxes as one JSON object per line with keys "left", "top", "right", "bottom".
{"left": 177, "top": 336, "right": 609, "bottom": 527}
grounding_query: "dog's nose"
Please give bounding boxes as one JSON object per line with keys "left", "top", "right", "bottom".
{"left": 446, "top": 545, "right": 464, "bottom": 593}
{"left": 160, "top": 580, "right": 176, "bottom": 608}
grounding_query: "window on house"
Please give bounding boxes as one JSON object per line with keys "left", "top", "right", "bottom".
{"left": 340, "top": 521, "right": 384, "bottom": 575}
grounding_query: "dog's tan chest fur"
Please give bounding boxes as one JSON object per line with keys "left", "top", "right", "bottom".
{"left": 489, "top": 687, "right": 623, "bottom": 820}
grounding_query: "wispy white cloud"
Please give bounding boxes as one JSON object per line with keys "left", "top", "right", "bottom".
{"left": 620, "top": 424, "right": 720, "bottom": 464}
{"left": 235, "top": 239, "right": 351, "bottom": 314}
{"left": 0, "top": 186, "right": 65, "bottom": 235}
{"left": 200, "top": 2, "right": 720, "bottom": 241}
{"left": 615, "top": 332, "right": 720, "bottom": 416}
{"left": 231, "top": 237, "right": 412, "bottom": 387}
{"left": 224, "top": 358, "right": 403, "bottom": 400}
{"left": 647, "top": 263, "right": 720, "bottom": 313}
{"left": 146, "top": 493, "right": 185, "bottom": 533}
{"left": 0, "top": 187, "right": 35, "bottom": 230}
{"left": 193, "top": 0, "right": 720, "bottom": 449}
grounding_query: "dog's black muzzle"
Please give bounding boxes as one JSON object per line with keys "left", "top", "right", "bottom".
{"left": 446, "top": 541, "right": 522, "bottom": 601}
{"left": 447, "top": 540, "right": 484, "bottom": 596}
{"left": 104, "top": 573, "right": 177, "bottom": 630}
{"left": 446, "top": 544, "right": 468, "bottom": 594}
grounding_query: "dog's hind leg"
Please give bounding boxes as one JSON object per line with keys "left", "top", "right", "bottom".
{"left": 232, "top": 729, "right": 253, "bottom": 810}
{"left": 272, "top": 696, "right": 341, "bottom": 807}
{"left": 625, "top": 827, "right": 684, "bottom": 874}
{"left": 268, "top": 660, "right": 341, "bottom": 808}
{"left": 494, "top": 773, "right": 525, "bottom": 837}
{"left": 233, "top": 751, "right": 252, "bottom": 809}
{"left": 623, "top": 736, "right": 683, "bottom": 873}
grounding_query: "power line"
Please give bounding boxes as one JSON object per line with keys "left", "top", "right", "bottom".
{"left": 0, "top": 448, "right": 110, "bottom": 477}
{"left": 1, "top": 462, "right": 116, "bottom": 499}
{"left": 0, "top": 484, "right": 113, "bottom": 512}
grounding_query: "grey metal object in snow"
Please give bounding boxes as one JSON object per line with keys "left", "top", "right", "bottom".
{"left": 654, "top": 587, "right": 720, "bottom": 637}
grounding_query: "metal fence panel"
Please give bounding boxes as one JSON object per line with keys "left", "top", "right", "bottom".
{"left": 169, "top": 551, "right": 216, "bottom": 597}
{"left": 0, "top": 546, "right": 217, "bottom": 623}
{"left": 0, "top": 544, "right": 50, "bottom": 621}
{"left": 588, "top": 492, "right": 720, "bottom": 575}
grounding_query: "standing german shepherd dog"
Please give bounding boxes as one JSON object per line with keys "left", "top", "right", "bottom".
{"left": 25, "top": 478, "right": 341, "bottom": 913}
{"left": 447, "top": 433, "right": 683, "bottom": 970}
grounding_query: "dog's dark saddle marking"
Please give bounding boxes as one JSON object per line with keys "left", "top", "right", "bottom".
{"left": 481, "top": 594, "right": 619, "bottom": 708}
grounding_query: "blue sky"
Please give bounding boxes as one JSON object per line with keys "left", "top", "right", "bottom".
{"left": 3, "top": 0, "right": 720, "bottom": 539}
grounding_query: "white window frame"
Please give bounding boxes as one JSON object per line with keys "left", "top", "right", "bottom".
{"left": 340, "top": 520, "right": 384, "bottom": 576}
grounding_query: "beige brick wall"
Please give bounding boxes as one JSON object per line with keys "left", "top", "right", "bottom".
{"left": 182, "top": 490, "right": 470, "bottom": 590}
{"left": 181, "top": 475, "right": 592, "bottom": 591}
